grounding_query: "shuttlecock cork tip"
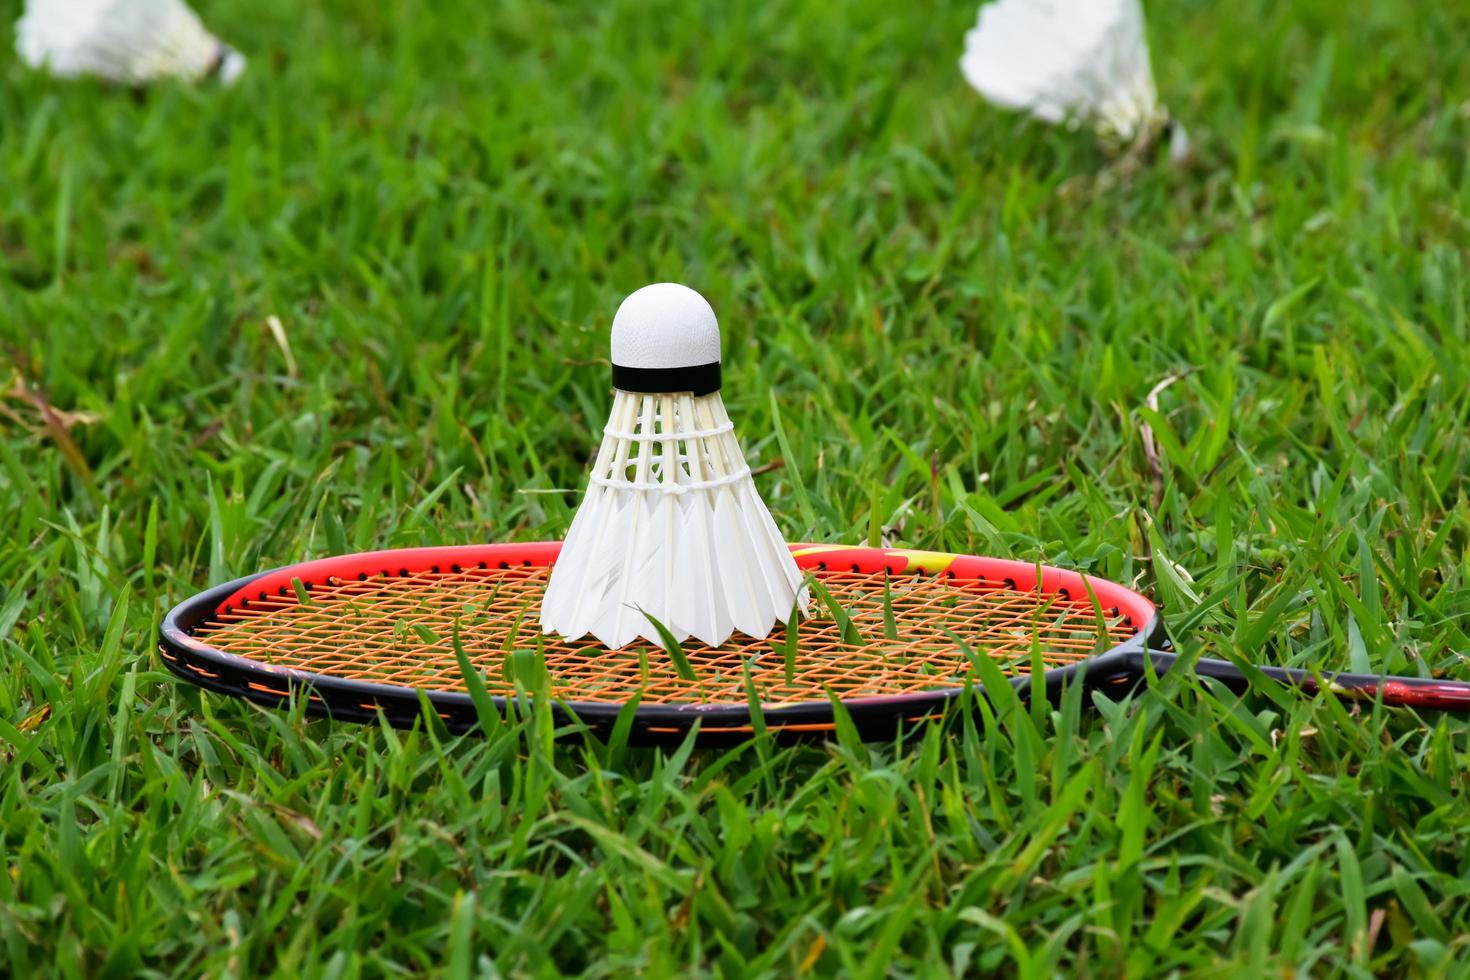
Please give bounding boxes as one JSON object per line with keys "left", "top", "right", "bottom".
{"left": 610, "top": 283, "right": 722, "bottom": 395}
{"left": 217, "top": 47, "right": 247, "bottom": 86}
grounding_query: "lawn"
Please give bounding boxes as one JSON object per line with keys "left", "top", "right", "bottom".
{"left": 2, "top": 0, "right": 1470, "bottom": 973}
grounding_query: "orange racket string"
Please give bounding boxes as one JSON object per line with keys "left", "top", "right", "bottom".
{"left": 194, "top": 566, "right": 1137, "bottom": 706}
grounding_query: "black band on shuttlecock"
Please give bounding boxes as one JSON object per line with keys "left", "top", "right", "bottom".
{"left": 611, "top": 361, "right": 721, "bottom": 396}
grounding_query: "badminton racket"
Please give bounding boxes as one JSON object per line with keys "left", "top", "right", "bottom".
{"left": 158, "top": 542, "right": 1470, "bottom": 744}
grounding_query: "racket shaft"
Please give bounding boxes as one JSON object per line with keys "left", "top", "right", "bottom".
{"left": 1118, "top": 652, "right": 1470, "bottom": 711}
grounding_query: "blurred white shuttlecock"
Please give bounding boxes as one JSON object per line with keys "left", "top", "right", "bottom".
{"left": 541, "top": 283, "right": 808, "bottom": 650}
{"left": 959, "top": 0, "right": 1187, "bottom": 160}
{"left": 16, "top": 0, "right": 245, "bottom": 85}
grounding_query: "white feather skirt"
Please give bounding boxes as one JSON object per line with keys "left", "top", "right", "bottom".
{"left": 16, "top": 0, "right": 241, "bottom": 84}
{"left": 541, "top": 390, "right": 808, "bottom": 649}
{"left": 959, "top": 0, "right": 1161, "bottom": 141}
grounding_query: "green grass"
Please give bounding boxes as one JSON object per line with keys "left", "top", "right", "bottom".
{"left": 3, "top": 0, "right": 1470, "bottom": 973}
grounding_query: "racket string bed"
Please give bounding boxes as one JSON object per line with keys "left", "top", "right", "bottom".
{"left": 195, "top": 565, "right": 1137, "bottom": 707}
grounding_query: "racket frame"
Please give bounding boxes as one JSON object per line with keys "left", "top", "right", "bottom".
{"left": 159, "top": 542, "right": 1169, "bottom": 743}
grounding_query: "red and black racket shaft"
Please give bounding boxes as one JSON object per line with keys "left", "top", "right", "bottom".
{"left": 1099, "top": 651, "right": 1470, "bottom": 711}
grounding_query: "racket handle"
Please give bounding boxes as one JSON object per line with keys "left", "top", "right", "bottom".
{"left": 1121, "top": 653, "right": 1470, "bottom": 712}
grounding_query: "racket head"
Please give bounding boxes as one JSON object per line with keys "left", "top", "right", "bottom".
{"left": 159, "top": 542, "right": 1168, "bottom": 744}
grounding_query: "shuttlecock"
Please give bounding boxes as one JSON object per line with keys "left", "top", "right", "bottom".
{"left": 16, "top": 0, "right": 245, "bottom": 85}
{"left": 959, "top": 0, "right": 1187, "bottom": 161}
{"left": 541, "top": 283, "right": 808, "bottom": 650}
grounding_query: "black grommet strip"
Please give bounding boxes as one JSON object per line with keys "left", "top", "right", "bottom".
{"left": 612, "top": 361, "right": 721, "bottom": 396}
